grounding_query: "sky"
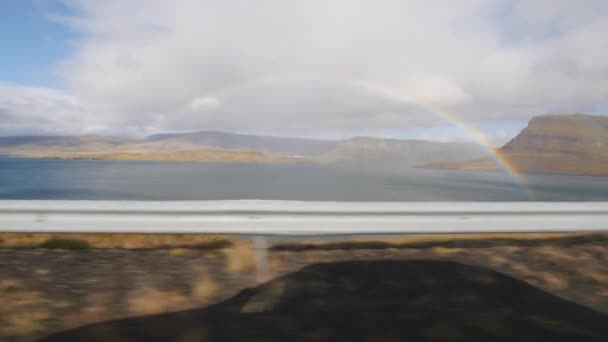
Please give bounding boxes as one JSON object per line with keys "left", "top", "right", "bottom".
{"left": 0, "top": 0, "right": 607, "bottom": 145}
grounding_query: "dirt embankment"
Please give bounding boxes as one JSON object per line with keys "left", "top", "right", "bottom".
{"left": 1, "top": 235, "right": 607, "bottom": 341}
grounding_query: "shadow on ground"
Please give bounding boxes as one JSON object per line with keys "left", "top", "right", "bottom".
{"left": 40, "top": 260, "right": 608, "bottom": 342}
{"left": 271, "top": 234, "right": 608, "bottom": 251}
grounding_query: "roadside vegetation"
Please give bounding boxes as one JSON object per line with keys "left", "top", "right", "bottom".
{"left": 1, "top": 232, "right": 604, "bottom": 251}
{"left": 0, "top": 233, "right": 232, "bottom": 250}
{"left": 271, "top": 233, "right": 603, "bottom": 251}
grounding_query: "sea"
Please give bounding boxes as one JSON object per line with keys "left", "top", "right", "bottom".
{"left": 1, "top": 156, "right": 608, "bottom": 201}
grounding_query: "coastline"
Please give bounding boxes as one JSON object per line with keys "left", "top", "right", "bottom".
{"left": 0, "top": 149, "right": 303, "bottom": 164}
{"left": 418, "top": 156, "right": 608, "bottom": 177}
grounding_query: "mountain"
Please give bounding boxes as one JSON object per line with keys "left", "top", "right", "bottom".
{"left": 315, "top": 137, "right": 488, "bottom": 164}
{"left": 143, "top": 131, "right": 338, "bottom": 156}
{"left": 16, "top": 149, "right": 292, "bottom": 163}
{"left": 0, "top": 134, "right": 292, "bottom": 163}
{"left": 0, "top": 135, "right": 132, "bottom": 151}
{"left": 422, "top": 114, "right": 608, "bottom": 175}
{"left": 0, "top": 131, "right": 490, "bottom": 164}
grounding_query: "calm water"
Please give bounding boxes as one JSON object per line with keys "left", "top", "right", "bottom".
{"left": 1, "top": 156, "right": 608, "bottom": 201}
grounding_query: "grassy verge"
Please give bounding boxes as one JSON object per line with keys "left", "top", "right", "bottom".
{"left": 271, "top": 233, "right": 608, "bottom": 251}
{"left": 2, "top": 232, "right": 606, "bottom": 251}
{"left": 0, "top": 233, "right": 232, "bottom": 250}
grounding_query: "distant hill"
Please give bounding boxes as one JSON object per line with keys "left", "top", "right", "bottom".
{"left": 0, "top": 131, "right": 490, "bottom": 164}
{"left": 0, "top": 135, "right": 132, "bottom": 150}
{"left": 314, "top": 137, "right": 488, "bottom": 165}
{"left": 0, "top": 135, "right": 134, "bottom": 156}
{"left": 15, "top": 149, "right": 292, "bottom": 163}
{"left": 422, "top": 114, "right": 608, "bottom": 175}
{"left": 143, "top": 131, "right": 338, "bottom": 156}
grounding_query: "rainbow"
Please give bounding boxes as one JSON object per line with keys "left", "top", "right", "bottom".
{"left": 418, "top": 101, "right": 524, "bottom": 183}
{"left": 200, "top": 74, "right": 526, "bottom": 185}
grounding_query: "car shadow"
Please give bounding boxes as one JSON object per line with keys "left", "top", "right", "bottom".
{"left": 40, "top": 260, "right": 608, "bottom": 341}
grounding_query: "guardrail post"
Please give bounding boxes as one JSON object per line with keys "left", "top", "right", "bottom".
{"left": 252, "top": 235, "right": 269, "bottom": 283}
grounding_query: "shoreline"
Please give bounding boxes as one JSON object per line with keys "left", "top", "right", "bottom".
{"left": 417, "top": 162, "right": 608, "bottom": 177}
{"left": 0, "top": 149, "right": 302, "bottom": 164}
{"left": 6, "top": 151, "right": 608, "bottom": 177}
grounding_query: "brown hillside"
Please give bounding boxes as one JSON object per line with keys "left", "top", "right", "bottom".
{"left": 421, "top": 114, "right": 608, "bottom": 175}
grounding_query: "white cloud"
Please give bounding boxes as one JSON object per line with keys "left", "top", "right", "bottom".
{"left": 0, "top": 83, "right": 143, "bottom": 136}
{"left": 3, "top": 0, "right": 608, "bottom": 140}
{"left": 188, "top": 96, "right": 220, "bottom": 111}
{"left": 0, "top": 83, "right": 94, "bottom": 135}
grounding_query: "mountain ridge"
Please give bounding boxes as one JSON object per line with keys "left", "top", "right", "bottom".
{"left": 422, "top": 113, "right": 608, "bottom": 175}
{"left": 0, "top": 130, "right": 489, "bottom": 164}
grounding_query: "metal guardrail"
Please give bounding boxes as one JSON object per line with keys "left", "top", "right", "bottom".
{"left": 1, "top": 200, "right": 607, "bottom": 235}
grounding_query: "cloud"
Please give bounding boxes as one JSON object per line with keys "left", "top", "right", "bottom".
{"left": 3, "top": 0, "right": 608, "bottom": 140}
{"left": 0, "top": 83, "right": 90, "bottom": 135}
{"left": 0, "top": 83, "right": 141, "bottom": 136}
{"left": 188, "top": 96, "right": 220, "bottom": 111}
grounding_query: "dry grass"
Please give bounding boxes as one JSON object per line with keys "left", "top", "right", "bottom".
{"left": 224, "top": 239, "right": 257, "bottom": 273}
{"left": 508, "top": 263, "right": 570, "bottom": 290}
{"left": 191, "top": 276, "right": 220, "bottom": 305}
{"left": 63, "top": 292, "right": 113, "bottom": 328}
{"left": 0, "top": 233, "right": 232, "bottom": 250}
{"left": 127, "top": 272, "right": 220, "bottom": 316}
{"left": 270, "top": 255, "right": 284, "bottom": 271}
{"left": 535, "top": 272, "right": 569, "bottom": 290}
{"left": 431, "top": 247, "right": 465, "bottom": 255}
{"left": 0, "top": 279, "right": 54, "bottom": 337}
{"left": 3, "top": 233, "right": 599, "bottom": 252}
{"left": 128, "top": 287, "right": 190, "bottom": 315}
{"left": 271, "top": 233, "right": 583, "bottom": 251}
{"left": 501, "top": 246, "right": 523, "bottom": 253}
{"left": 34, "top": 268, "right": 51, "bottom": 276}
{"left": 510, "top": 263, "right": 533, "bottom": 276}
{"left": 0, "top": 235, "right": 605, "bottom": 339}
{"left": 536, "top": 246, "right": 578, "bottom": 262}
{"left": 488, "top": 254, "right": 509, "bottom": 266}
{"left": 38, "top": 238, "right": 92, "bottom": 249}
{"left": 169, "top": 248, "right": 195, "bottom": 257}
{"left": 583, "top": 270, "right": 608, "bottom": 284}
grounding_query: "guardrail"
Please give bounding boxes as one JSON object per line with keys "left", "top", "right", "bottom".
{"left": 0, "top": 200, "right": 607, "bottom": 235}
{"left": 2, "top": 200, "right": 607, "bottom": 281}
